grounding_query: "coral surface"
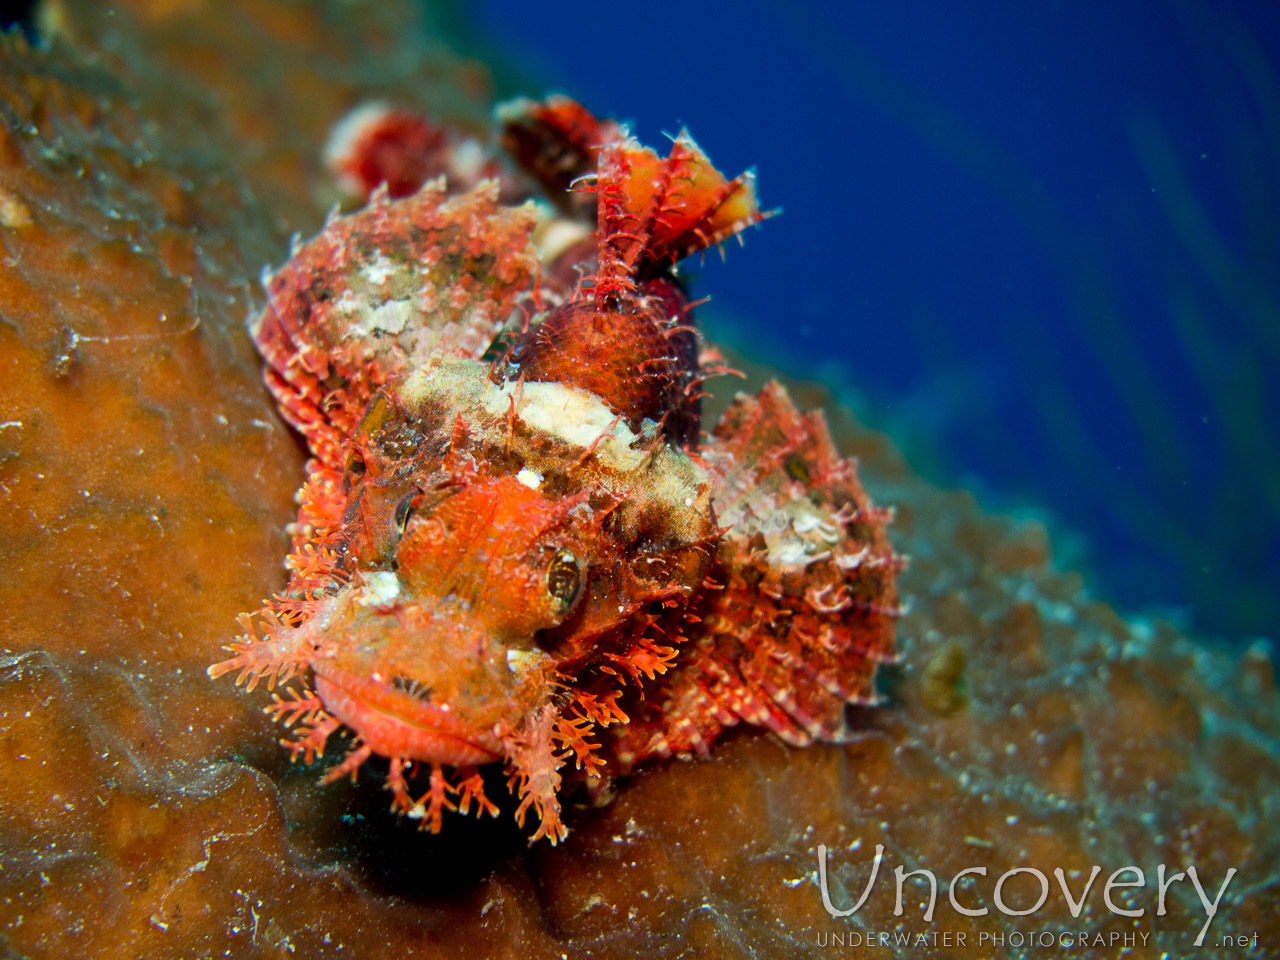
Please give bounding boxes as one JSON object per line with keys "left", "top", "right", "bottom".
{"left": 0, "top": 2, "right": 1276, "bottom": 958}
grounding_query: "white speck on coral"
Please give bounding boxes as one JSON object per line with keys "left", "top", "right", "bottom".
{"left": 516, "top": 468, "right": 543, "bottom": 490}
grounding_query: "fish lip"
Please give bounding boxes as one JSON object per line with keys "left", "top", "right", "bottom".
{"left": 312, "top": 662, "right": 503, "bottom": 766}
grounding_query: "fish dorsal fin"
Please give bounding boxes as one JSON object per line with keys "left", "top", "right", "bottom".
{"left": 591, "top": 131, "right": 773, "bottom": 305}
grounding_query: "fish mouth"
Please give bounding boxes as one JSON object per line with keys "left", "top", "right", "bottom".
{"left": 312, "top": 662, "right": 503, "bottom": 767}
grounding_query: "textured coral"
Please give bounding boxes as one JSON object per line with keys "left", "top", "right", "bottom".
{"left": 0, "top": 2, "right": 1276, "bottom": 958}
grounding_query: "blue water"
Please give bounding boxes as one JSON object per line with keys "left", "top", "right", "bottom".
{"left": 467, "top": 0, "right": 1280, "bottom": 641}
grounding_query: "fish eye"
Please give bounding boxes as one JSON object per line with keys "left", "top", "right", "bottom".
{"left": 546, "top": 549, "right": 583, "bottom": 612}
{"left": 346, "top": 450, "right": 366, "bottom": 476}
{"left": 394, "top": 494, "right": 417, "bottom": 532}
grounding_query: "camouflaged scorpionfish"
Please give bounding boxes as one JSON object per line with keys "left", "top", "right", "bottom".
{"left": 210, "top": 97, "right": 901, "bottom": 843}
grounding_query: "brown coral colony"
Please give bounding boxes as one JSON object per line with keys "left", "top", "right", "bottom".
{"left": 208, "top": 95, "right": 901, "bottom": 843}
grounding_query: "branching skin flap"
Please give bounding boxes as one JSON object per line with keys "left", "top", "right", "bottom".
{"left": 209, "top": 96, "right": 900, "bottom": 844}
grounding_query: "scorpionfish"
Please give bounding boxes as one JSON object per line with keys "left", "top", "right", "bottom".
{"left": 210, "top": 96, "right": 901, "bottom": 843}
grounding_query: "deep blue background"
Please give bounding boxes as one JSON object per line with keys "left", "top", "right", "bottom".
{"left": 464, "top": 1, "right": 1280, "bottom": 641}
